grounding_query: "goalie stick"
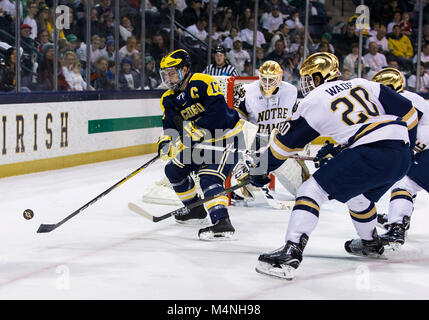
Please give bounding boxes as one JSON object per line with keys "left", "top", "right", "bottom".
{"left": 128, "top": 179, "right": 250, "bottom": 222}
{"left": 37, "top": 155, "right": 160, "bottom": 233}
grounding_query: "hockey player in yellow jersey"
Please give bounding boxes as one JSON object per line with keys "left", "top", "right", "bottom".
{"left": 248, "top": 52, "right": 417, "bottom": 279}
{"left": 372, "top": 67, "right": 429, "bottom": 249}
{"left": 157, "top": 49, "right": 243, "bottom": 240}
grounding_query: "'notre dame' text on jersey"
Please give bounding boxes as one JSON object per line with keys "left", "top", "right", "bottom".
{"left": 267, "top": 78, "right": 418, "bottom": 172}
{"left": 236, "top": 80, "right": 298, "bottom": 135}
{"left": 160, "top": 73, "right": 240, "bottom": 138}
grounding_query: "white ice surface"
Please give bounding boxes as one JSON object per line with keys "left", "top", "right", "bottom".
{"left": 1, "top": 153, "right": 429, "bottom": 300}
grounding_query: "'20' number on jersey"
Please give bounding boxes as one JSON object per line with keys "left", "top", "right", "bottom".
{"left": 330, "top": 87, "right": 379, "bottom": 126}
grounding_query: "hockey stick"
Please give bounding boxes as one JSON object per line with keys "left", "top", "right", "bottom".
{"left": 193, "top": 143, "right": 315, "bottom": 161}
{"left": 128, "top": 179, "right": 250, "bottom": 223}
{"left": 37, "top": 154, "right": 160, "bottom": 233}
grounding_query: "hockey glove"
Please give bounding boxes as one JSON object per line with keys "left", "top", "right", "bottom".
{"left": 182, "top": 121, "right": 209, "bottom": 146}
{"left": 313, "top": 141, "right": 343, "bottom": 168}
{"left": 157, "top": 135, "right": 183, "bottom": 161}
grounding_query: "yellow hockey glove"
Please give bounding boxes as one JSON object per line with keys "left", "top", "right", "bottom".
{"left": 157, "top": 135, "right": 183, "bottom": 161}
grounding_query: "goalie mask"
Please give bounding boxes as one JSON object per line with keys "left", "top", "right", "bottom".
{"left": 259, "top": 60, "right": 283, "bottom": 98}
{"left": 371, "top": 67, "right": 404, "bottom": 93}
{"left": 299, "top": 52, "right": 340, "bottom": 97}
{"left": 160, "top": 49, "right": 192, "bottom": 91}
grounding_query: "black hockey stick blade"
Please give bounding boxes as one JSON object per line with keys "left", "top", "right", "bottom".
{"left": 37, "top": 224, "right": 58, "bottom": 233}
{"left": 128, "top": 179, "right": 249, "bottom": 223}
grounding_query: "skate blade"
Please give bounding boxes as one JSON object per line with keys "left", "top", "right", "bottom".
{"left": 175, "top": 218, "right": 210, "bottom": 226}
{"left": 255, "top": 261, "right": 295, "bottom": 280}
{"left": 347, "top": 251, "right": 388, "bottom": 260}
{"left": 198, "top": 231, "right": 235, "bottom": 241}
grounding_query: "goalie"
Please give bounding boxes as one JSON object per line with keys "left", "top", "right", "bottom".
{"left": 232, "top": 60, "right": 311, "bottom": 203}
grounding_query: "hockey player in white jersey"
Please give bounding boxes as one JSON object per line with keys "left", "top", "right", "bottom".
{"left": 234, "top": 60, "right": 311, "bottom": 202}
{"left": 372, "top": 67, "right": 429, "bottom": 249}
{"left": 248, "top": 52, "right": 418, "bottom": 280}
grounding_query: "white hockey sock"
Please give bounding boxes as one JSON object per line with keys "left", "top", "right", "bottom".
{"left": 285, "top": 177, "right": 329, "bottom": 243}
{"left": 346, "top": 195, "right": 376, "bottom": 241}
{"left": 388, "top": 176, "right": 421, "bottom": 224}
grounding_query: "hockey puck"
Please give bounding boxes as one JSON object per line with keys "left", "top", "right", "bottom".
{"left": 23, "top": 209, "right": 34, "bottom": 220}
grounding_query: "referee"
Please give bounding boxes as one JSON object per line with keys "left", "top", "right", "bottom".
{"left": 203, "top": 45, "right": 239, "bottom": 76}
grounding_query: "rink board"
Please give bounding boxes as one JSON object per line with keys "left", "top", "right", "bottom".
{"left": 0, "top": 92, "right": 163, "bottom": 178}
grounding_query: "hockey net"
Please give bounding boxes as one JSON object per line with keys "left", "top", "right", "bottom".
{"left": 141, "top": 76, "right": 304, "bottom": 207}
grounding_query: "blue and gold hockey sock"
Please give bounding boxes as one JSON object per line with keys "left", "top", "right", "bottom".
{"left": 199, "top": 176, "right": 229, "bottom": 224}
{"left": 388, "top": 188, "right": 414, "bottom": 224}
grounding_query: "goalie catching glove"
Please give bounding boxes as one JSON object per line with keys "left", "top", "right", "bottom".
{"left": 157, "top": 135, "right": 183, "bottom": 161}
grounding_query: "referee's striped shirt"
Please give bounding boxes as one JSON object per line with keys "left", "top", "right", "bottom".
{"left": 203, "top": 63, "right": 239, "bottom": 76}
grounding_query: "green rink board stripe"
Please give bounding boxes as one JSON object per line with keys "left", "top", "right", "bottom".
{"left": 88, "top": 116, "right": 163, "bottom": 134}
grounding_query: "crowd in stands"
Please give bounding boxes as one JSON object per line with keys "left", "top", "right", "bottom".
{"left": 0, "top": 0, "right": 428, "bottom": 97}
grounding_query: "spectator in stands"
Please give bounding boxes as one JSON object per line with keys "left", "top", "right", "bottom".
{"left": 413, "top": 43, "right": 429, "bottom": 68}
{"left": 387, "top": 10, "right": 402, "bottom": 34}
{"left": 91, "top": 56, "right": 114, "bottom": 90}
{"left": 58, "top": 38, "right": 71, "bottom": 60}
{"left": 343, "top": 43, "right": 365, "bottom": 79}
{"left": 240, "top": 17, "right": 266, "bottom": 50}
{"left": 267, "top": 24, "right": 290, "bottom": 55}
{"left": 407, "top": 65, "right": 429, "bottom": 98}
{"left": 102, "top": 38, "right": 115, "bottom": 62}
{"left": 149, "top": 32, "right": 169, "bottom": 68}
{"left": 142, "top": 55, "right": 162, "bottom": 90}
{"left": 23, "top": 1, "right": 38, "bottom": 40}
{"left": 364, "top": 41, "right": 388, "bottom": 79}
{"left": 255, "top": 47, "right": 266, "bottom": 69}
{"left": 96, "top": 0, "right": 113, "bottom": 21}
{"left": 36, "top": 29, "right": 51, "bottom": 54}
{"left": 388, "top": 24, "right": 413, "bottom": 70}
{"left": 215, "top": 7, "right": 234, "bottom": 34}
{"left": 261, "top": 5, "right": 284, "bottom": 42}
{"left": 119, "top": 16, "right": 135, "bottom": 43}
{"left": 289, "top": 33, "right": 302, "bottom": 53}
{"left": 0, "top": 0, "right": 22, "bottom": 18}
{"left": 265, "top": 39, "right": 287, "bottom": 65}
{"left": 0, "top": 47, "right": 16, "bottom": 92}
{"left": 37, "top": 43, "right": 70, "bottom": 91}
{"left": 66, "top": 34, "right": 80, "bottom": 53}
{"left": 238, "top": 7, "right": 252, "bottom": 30}
{"left": 423, "top": 25, "right": 429, "bottom": 47}
{"left": 98, "top": 13, "right": 115, "bottom": 40}
{"left": 119, "top": 56, "right": 141, "bottom": 90}
{"left": 203, "top": 45, "right": 238, "bottom": 76}
{"left": 241, "top": 59, "right": 254, "bottom": 76}
{"left": 283, "top": 52, "right": 300, "bottom": 86}
{"left": 131, "top": 51, "right": 141, "bottom": 73}
{"left": 0, "top": 5, "right": 14, "bottom": 43}
{"left": 227, "top": 38, "right": 251, "bottom": 75}
{"left": 185, "top": 18, "right": 208, "bottom": 49}
{"left": 209, "top": 24, "right": 222, "bottom": 48}
{"left": 368, "top": 21, "right": 380, "bottom": 38}
{"left": 88, "top": 34, "right": 105, "bottom": 64}
{"left": 314, "top": 35, "right": 335, "bottom": 54}
{"left": 62, "top": 7, "right": 81, "bottom": 41}
{"left": 182, "top": 0, "right": 205, "bottom": 28}
{"left": 119, "top": 36, "right": 139, "bottom": 61}
{"left": 36, "top": 5, "right": 50, "bottom": 38}
{"left": 285, "top": 10, "right": 304, "bottom": 37}
{"left": 399, "top": 11, "right": 412, "bottom": 37}
{"left": 332, "top": 22, "right": 359, "bottom": 59}
{"left": 222, "top": 27, "right": 239, "bottom": 51}
{"left": 46, "top": 7, "right": 66, "bottom": 41}
{"left": 20, "top": 24, "right": 37, "bottom": 56}
{"left": 366, "top": 25, "right": 389, "bottom": 54}
{"left": 61, "top": 51, "right": 92, "bottom": 91}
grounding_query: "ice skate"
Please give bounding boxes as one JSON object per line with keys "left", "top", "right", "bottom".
{"left": 198, "top": 217, "right": 235, "bottom": 240}
{"left": 255, "top": 234, "right": 308, "bottom": 280}
{"left": 380, "top": 216, "right": 410, "bottom": 251}
{"left": 345, "top": 229, "right": 385, "bottom": 258}
{"left": 175, "top": 202, "right": 208, "bottom": 226}
{"left": 376, "top": 213, "right": 389, "bottom": 230}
